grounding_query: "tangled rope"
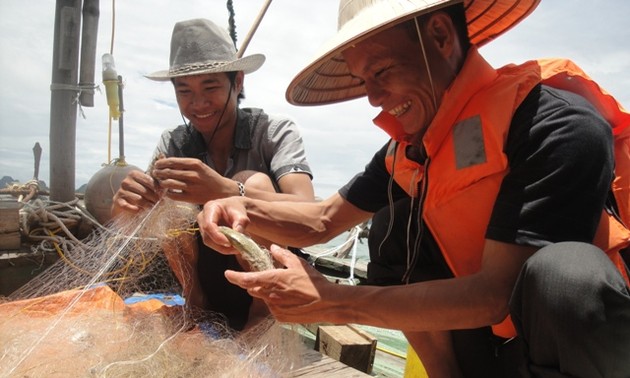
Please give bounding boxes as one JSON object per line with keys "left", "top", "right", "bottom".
{"left": 1, "top": 179, "right": 45, "bottom": 203}
{"left": 19, "top": 197, "right": 99, "bottom": 247}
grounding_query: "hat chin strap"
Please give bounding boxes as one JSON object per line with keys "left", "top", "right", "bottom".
{"left": 205, "top": 81, "right": 234, "bottom": 149}
{"left": 414, "top": 17, "right": 438, "bottom": 111}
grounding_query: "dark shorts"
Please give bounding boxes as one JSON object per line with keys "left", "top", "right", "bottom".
{"left": 196, "top": 236, "right": 252, "bottom": 331}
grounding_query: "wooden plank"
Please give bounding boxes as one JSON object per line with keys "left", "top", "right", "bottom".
{"left": 300, "top": 324, "right": 408, "bottom": 377}
{"left": 0, "top": 202, "right": 21, "bottom": 250}
{"left": 290, "top": 348, "right": 371, "bottom": 377}
{"left": 0, "top": 249, "right": 59, "bottom": 267}
{"left": 0, "top": 202, "right": 20, "bottom": 231}
{"left": 0, "top": 232, "right": 21, "bottom": 250}
{"left": 316, "top": 325, "right": 377, "bottom": 374}
{"left": 0, "top": 249, "right": 59, "bottom": 296}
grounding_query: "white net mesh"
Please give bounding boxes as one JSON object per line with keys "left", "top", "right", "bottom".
{"left": 0, "top": 197, "right": 305, "bottom": 377}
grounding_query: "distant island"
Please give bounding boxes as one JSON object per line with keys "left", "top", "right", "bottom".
{"left": 0, "top": 176, "right": 86, "bottom": 194}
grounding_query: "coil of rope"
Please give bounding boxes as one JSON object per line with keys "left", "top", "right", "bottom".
{"left": 20, "top": 197, "right": 98, "bottom": 246}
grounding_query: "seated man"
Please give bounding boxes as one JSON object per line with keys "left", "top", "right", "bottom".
{"left": 112, "top": 18, "right": 314, "bottom": 331}
{"left": 197, "top": 1, "right": 630, "bottom": 376}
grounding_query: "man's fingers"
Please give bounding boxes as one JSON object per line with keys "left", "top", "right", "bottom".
{"left": 198, "top": 230, "right": 237, "bottom": 255}
{"left": 115, "top": 190, "right": 157, "bottom": 211}
{"left": 225, "top": 269, "right": 267, "bottom": 289}
{"left": 225, "top": 270, "right": 295, "bottom": 304}
{"left": 116, "top": 198, "right": 141, "bottom": 212}
{"left": 153, "top": 157, "right": 194, "bottom": 169}
{"left": 198, "top": 201, "right": 250, "bottom": 241}
{"left": 268, "top": 245, "right": 304, "bottom": 269}
{"left": 153, "top": 157, "right": 204, "bottom": 176}
{"left": 119, "top": 173, "right": 160, "bottom": 203}
{"left": 197, "top": 210, "right": 232, "bottom": 248}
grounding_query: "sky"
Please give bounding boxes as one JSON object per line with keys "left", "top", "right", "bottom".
{"left": 1, "top": 0, "right": 629, "bottom": 199}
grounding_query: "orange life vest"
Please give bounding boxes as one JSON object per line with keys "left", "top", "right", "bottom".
{"left": 378, "top": 48, "right": 630, "bottom": 338}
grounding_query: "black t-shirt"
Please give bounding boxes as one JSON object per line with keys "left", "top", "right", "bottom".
{"left": 339, "top": 84, "right": 614, "bottom": 249}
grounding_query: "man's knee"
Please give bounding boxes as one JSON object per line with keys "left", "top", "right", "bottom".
{"left": 510, "top": 245, "right": 630, "bottom": 375}
{"left": 516, "top": 242, "right": 622, "bottom": 292}
{"left": 511, "top": 242, "right": 627, "bottom": 332}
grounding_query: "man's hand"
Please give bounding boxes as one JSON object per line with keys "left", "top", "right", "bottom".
{"left": 152, "top": 157, "right": 234, "bottom": 204}
{"left": 224, "top": 245, "right": 339, "bottom": 323}
{"left": 112, "top": 170, "right": 161, "bottom": 214}
{"left": 197, "top": 196, "right": 251, "bottom": 255}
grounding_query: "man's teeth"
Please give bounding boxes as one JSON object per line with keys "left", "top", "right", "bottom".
{"left": 389, "top": 101, "right": 411, "bottom": 117}
{"left": 196, "top": 113, "right": 213, "bottom": 119}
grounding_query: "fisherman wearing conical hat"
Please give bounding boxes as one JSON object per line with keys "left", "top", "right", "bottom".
{"left": 198, "top": 0, "right": 630, "bottom": 375}
{"left": 112, "top": 18, "right": 314, "bottom": 331}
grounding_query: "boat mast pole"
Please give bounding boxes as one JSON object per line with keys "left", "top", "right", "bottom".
{"left": 78, "top": 0, "right": 100, "bottom": 107}
{"left": 49, "top": 0, "right": 99, "bottom": 202}
{"left": 236, "top": 0, "right": 273, "bottom": 58}
{"left": 49, "top": 0, "right": 82, "bottom": 202}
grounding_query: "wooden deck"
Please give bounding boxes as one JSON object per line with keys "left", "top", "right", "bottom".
{"left": 292, "top": 348, "right": 371, "bottom": 377}
{"left": 307, "top": 255, "right": 411, "bottom": 377}
{"left": 299, "top": 323, "right": 407, "bottom": 378}
{"left": 0, "top": 247, "right": 58, "bottom": 296}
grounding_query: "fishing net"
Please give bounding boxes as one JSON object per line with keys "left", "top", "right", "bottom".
{"left": 0, "top": 197, "right": 305, "bottom": 377}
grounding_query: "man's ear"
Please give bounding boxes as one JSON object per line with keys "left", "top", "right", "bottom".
{"left": 426, "top": 12, "right": 456, "bottom": 57}
{"left": 235, "top": 71, "right": 245, "bottom": 91}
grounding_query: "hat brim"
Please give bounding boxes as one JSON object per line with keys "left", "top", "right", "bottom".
{"left": 145, "top": 54, "right": 265, "bottom": 81}
{"left": 286, "top": 0, "right": 540, "bottom": 105}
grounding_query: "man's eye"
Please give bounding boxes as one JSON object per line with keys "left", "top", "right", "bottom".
{"left": 348, "top": 72, "right": 365, "bottom": 86}
{"left": 375, "top": 66, "right": 389, "bottom": 78}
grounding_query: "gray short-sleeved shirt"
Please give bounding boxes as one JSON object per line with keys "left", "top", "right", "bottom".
{"left": 150, "top": 107, "right": 312, "bottom": 189}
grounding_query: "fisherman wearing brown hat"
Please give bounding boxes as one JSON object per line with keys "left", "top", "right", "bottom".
{"left": 198, "top": 0, "right": 630, "bottom": 375}
{"left": 111, "top": 18, "right": 315, "bottom": 331}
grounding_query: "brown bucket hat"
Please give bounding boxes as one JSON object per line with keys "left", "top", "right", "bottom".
{"left": 286, "top": 0, "right": 540, "bottom": 105}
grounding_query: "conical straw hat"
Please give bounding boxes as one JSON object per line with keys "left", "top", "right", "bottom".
{"left": 286, "top": 0, "right": 539, "bottom": 105}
